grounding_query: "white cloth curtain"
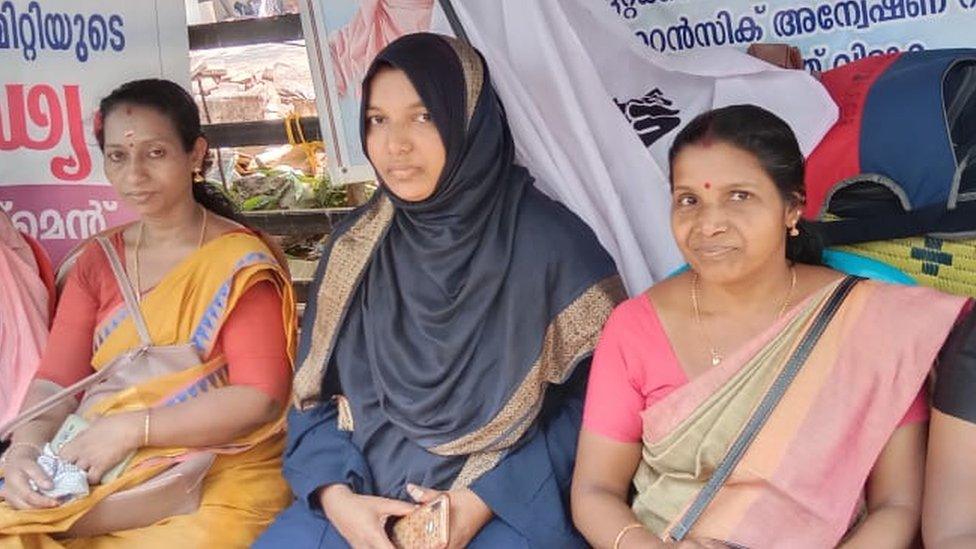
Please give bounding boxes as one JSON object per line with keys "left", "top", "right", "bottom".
{"left": 432, "top": 0, "right": 837, "bottom": 294}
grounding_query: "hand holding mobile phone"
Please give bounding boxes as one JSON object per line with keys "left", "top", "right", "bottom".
{"left": 388, "top": 493, "right": 450, "bottom": 549}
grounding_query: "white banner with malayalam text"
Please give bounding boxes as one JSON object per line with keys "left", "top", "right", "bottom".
{"left": 434, "top": 0, "right": 838, "bottom": 293}
{"left": 1, "top": 0, "right": 189, "bottom": 265}
{"left": 608, "top": 0, "right": 976, "bottom": 71}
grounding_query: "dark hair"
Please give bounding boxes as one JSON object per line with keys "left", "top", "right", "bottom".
{"left": 94, "top": 79, "right": 242, "bottom": 222}
{"left": 667, "top": 104, "right": 822, "bottom": 265}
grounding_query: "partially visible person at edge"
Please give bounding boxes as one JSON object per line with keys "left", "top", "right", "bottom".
{"left": 0, "top": 210, "right": 52, "bottom": 427}
{"left": 923, "top": 298, "right": 976, "bottom": 547}
{"left": 571, "top": 105, "right": 972, "bottom": 549}
{"left": 0, "top": 79, "right": 297, "bottom": 547}
{"left": 255, "top": 33, "right": 624, "bottom": 548}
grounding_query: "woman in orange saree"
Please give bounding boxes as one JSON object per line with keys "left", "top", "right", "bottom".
{"left": 0, "top": 79, "right": 296, "bottom": 547}
{"left": 572, "top": 105, "right": 970, "bottom": 548}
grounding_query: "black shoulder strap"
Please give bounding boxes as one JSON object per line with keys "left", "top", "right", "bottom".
{"left": 669, "top": 276, "right": 862, "bottom": 541}
{"left": 436, "top": 0, "right": 471, "bottom": 45}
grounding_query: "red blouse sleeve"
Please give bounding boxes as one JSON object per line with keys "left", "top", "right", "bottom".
{"left": 216, "top": 280, "right": 292, "bottom": 405}
{"left": 34, "top": 245, "right": 99, "bottom": 387}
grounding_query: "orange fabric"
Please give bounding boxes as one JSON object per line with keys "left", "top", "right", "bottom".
{"left": 1, "top": 229, "right": 296, "bottom": 545}
{"left": 36, "top": 231, "right": 291, "bottom": 404}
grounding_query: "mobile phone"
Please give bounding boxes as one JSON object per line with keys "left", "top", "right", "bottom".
{"left": 388, "top": 493, "right": 450, "bottom": 549}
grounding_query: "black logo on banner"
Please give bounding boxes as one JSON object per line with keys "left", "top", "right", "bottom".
{"left": 614, "top": 89, "right": 681, "bottom": 148}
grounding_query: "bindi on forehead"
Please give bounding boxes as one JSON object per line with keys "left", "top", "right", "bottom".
{"left": 703, "top": 181, "right": 712, "bottom": 190}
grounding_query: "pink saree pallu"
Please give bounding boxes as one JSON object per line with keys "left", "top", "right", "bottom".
{"left": 633, "top": 277, "right": 968, "bottom": 548}
{"left": 0, "top": 213, "right": 49, "bottom": 425}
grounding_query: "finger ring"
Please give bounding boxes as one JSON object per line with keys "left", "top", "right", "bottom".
{"left": 27, "top": 479, "right": 38, "bottom": 492}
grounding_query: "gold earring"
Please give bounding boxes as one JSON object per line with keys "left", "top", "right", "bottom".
{"left": 193, "top": 169, "right": 205, "bottom": 184}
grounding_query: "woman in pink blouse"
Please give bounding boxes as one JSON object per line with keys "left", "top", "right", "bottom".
{"left": 571, "top": 105, "right": 969, "bottom": 549}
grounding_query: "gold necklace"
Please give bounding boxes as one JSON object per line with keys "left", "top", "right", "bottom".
{"left": 691, "top": 266, "right": 797, "bottom": 367}
{"left": 133, "top": 207, "right": 208, "bottom": 302}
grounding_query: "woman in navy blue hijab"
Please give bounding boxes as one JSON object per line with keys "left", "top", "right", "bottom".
{"left": 255, "top": 33, "right": 623, "bottom": 547}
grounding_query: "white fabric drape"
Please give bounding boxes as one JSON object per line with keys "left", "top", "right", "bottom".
{"left": 432, "top": 1, "right": 837, "bottom": 293}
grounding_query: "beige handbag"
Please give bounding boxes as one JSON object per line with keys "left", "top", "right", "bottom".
{"left": 0, "top": 236, "right": 214, "bottom": 537}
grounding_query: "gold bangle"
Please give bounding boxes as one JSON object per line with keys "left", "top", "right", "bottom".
{"left": 613, "top": 523, "right": 645, "bottom": 549}
{"left": 143, "top": 409, "right": 151, "bottom": 447}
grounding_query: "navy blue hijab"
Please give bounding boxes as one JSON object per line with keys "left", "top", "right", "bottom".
{"left": 307, "top": 34, "right": 616, "bottom": 486}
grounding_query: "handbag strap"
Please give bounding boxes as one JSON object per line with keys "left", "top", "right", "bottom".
{"left": 0, "top": 235, "right": 154, "bottom": 440}
{"left": 95, "top": 235, "right": 153, "bottom": 347}
{"left": 0, "top": 353, "right": 139, "bottom": 440}
{"left": 669, "top": 276, "right": 862, "bottom": 541}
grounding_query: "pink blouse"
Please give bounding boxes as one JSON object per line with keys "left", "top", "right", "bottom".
{"left": 583, "top": 294, "right": 929, "bottom": 443}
